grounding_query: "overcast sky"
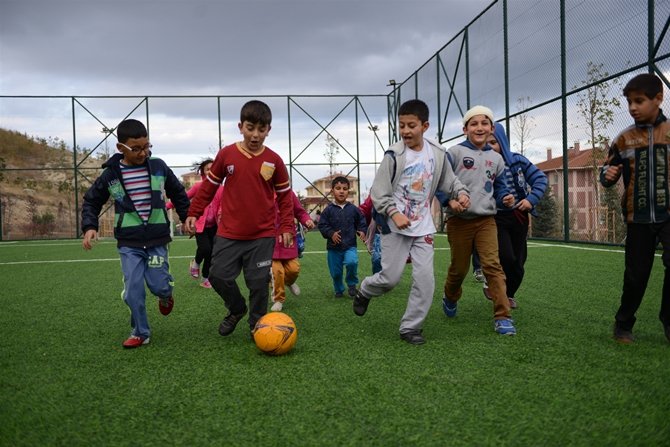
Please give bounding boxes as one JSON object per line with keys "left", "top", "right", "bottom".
{"left": 0, "top": 0, "right": 492, "bottom": 96}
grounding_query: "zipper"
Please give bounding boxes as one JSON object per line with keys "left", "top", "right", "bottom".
{"left": 649, "top": 126, "right": 655, "bottom": 222}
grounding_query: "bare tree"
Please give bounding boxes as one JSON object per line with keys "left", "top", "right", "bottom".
{"left": 324, "top": 134, "right": 340, "bottom": 176}
{"left": 511, "top": 96, "right": 536, "bottom": 157}
{"left": 573, "top": 61, "right": 623, "bottom": 241}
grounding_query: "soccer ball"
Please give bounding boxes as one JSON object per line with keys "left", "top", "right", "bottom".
{"left": 253, "top": 312, "right": 297, "bottom": 356}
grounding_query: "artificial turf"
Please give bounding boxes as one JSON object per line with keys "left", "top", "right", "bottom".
{"left": 0, "top": 233, "right": 668, "bottom": 446}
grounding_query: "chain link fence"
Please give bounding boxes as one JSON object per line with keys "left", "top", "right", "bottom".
{"left": 390, "top": 0, "right": 670, "bottom": 243}
{"left": 1, "top": 0, "right": 669, "bottom": 243}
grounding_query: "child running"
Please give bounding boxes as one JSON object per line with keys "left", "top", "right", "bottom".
{"left": 167, "top": 158, "right": 222, "bottom": 288}
{"left": 600, "top": 73, "right": 670, "bottom": 344}
{"left": 184, "top": 100, "right": 294, "bottom": 339}
{"left": 81, "top": 119, "right": 190, "bottom": 348}
{"left": 353, "top": 99, "right": 470, "bottom": 344}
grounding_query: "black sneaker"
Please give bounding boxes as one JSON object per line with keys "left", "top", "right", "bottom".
{"left": 218, "top": 308, "right": 248, "bottom": 336}
{"left": 335, "top": 292, "right": 344, "bottom": 298}
{"left": 353, "top": 291, "right": 370, "bottom": 316}
{"left": 400, "top": 329, "right": 425, "bottom": 345}
{"left": 661, "top": 316, "right": 670, "bottom": 343}
{"left": 348, "top": 285, "right": 358, "bottom": 297}
{"left": 613, "top": 322, "right": 634, "bottom": 343}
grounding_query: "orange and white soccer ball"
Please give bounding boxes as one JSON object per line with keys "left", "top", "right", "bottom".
{"left": 253, "top": 312, "right": 297, "bottom": 355}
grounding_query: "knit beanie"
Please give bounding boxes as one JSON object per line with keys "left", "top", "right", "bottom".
{"left": 462, "top": 106, "right": 494, "bottom": 126}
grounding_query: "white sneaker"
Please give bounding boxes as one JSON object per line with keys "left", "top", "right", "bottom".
{"left": 287, "top": 283, "right": 301, "bottom": 296}
{"left": 271, "top": 302, "right": 283, "bottom": 311}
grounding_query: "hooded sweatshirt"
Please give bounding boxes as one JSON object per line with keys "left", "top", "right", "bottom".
{"left": 492, "top": 123, "right": 547, "bottom": 216}
{"left": 438, "top": 139, "right": 511, "bottom": 219}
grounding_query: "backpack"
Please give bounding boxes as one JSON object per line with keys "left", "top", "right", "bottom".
{"left": 371, "top": 150, "right": 397, "bottom": 235}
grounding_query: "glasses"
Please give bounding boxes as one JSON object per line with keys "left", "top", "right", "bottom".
{"left": 120, "top": 142, "right": 152, "bottom": 154}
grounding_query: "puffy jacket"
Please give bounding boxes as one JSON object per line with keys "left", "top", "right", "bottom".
{"left": 318, "top": 201, "right": 368, "bottom": 251}
{"left": 81, "top": 153, "right": 190, "bottom": 248}
{"left": 167, "top": 179, "right": 222, "bottom": 233}
{"left": 600, "top": 110, "right": 670, "bottom": 223}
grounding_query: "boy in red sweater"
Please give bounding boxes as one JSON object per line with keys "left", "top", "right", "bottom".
{"left": 184, "top": 100, "right": 294, "bottom": 338}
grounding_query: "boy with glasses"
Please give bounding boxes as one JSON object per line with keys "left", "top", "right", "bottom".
{"left": 81, "top": 119, "right": 190, "bottom": 348}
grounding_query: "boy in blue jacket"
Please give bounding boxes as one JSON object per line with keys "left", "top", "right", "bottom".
{"left": 81, "top": 119, "right": 190, "bottom": 349}
{"left": 318, "top": 176, "right": 368, "bottom": 297}
{"left": 480, "top": 123, "right": 547, "bottom": 308}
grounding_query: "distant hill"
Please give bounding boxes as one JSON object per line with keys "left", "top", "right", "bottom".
{"left": 0, "top": 128, "right": 109, "bottom": 240}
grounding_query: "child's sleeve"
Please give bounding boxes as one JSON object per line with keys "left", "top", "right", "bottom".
{"left": 318, "top": 208, "right": 335, "bottom": 239}
{"left": 600, "top": 139, "right": 623, "bottom": 187}
{"left": 81, "top": 178, "right": 110, "bottom": 233}
{"left": 189, "top": 152, "right": 225, "bottom": 218}
{"left": 354, "top": 207, "right": 368, "bottom": 234}
{"left": 369, "top": 152, "right": 398, "bottom": 217}
{"left": 436, "top": 151, "right": 469, "bottom": 201}
{"left": 272, "top": 157, "right": 294, "bottom": 235}
{"left": 519, "top": 155, "right": 547, "bottom": 207}
{"left": 291, "top": 192, "right": 311, "bottom": 227}
{"left": 164, "top": 165, "right": 191, "bottom": 223}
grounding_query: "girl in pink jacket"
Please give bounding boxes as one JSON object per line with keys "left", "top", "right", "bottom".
{"left": 168, "top": 159, "right": 222, "bottom": 288}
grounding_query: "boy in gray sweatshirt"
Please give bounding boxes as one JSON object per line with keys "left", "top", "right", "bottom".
{"left": 438, "top": 105, "right": 517, "bottom": 335}
{"left": 353, "top": 99, "right": 470, "bottom": 344}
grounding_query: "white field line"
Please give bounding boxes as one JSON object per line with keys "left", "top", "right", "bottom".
{"left": 0, "top": 241, "right": 649, "bottom": 267}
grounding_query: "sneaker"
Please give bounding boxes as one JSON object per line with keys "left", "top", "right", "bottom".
{"left": 473, "top": 269, "right": 485, "bottom": 283}
{"left": 123, "top": 335, "right": 150, "bottom": 348}
{"left": 442, "top": 296, "right": 457, "bottom": 317}
{"left": 495, "top": 318, "right": 517, "bottom": 335}
{"left": 189, "top": 259, "right": 200, "bottom": 279}
{"left": 335, "top": 292, "right": 344, "bottom": 298}
{"left": 348, "top": 285, "right": 358, "bottom": 297}
{"left": 287, "top": 283, "right": 301, "bottom": 296}
{"left": 271, "top": 302, "right": 283, "bottom": 312}
{"left": 613, "top": 322, "right": 634, "bottom": 343}
{"left": 353, "top": 290, "right": 370, "bottom": 316}
{"left": 200, "top": 279, "right": 212, "bottom": 288}
{"left": 508, "top": 297, "right": 517, "bottom": 309}
{"left": 483, "top": 282, "right": 493, "bottom": 300}
{"left": 400, "top": 329, "right": 425, "bottom": 345}
{"left": 662, "top": 316, "right": 670, "bottom": 343}
{"left": 158, "top": 295, "right": 174, "bottom": 315}
{"left": 218, "top": 308, "right": 248, "bottom": 336}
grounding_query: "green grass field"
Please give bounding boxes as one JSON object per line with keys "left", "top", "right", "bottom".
{"left": 1, "top": 233, "right": 669, "bottom": 446}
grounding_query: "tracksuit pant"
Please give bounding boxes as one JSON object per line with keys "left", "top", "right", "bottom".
{"left": 360, "top": 231, "right": 435, "bottom": 334}
{"left": 494, "top": 210, "right": 529, "bottom": 299}
{"left": 271, "top": 258, "right": 301, "bottom": 304}
{"left": 616, "top": 221, "right": 670, "bottom": 331}
{"left": 327, "top": 247, "right": 359, "bottom": 294}
{"left": 118, "top": 244, "right": 173, "bottom": 339}
{"left": 195, "top": 225, "right": 217, "bottom": 279}
{"left": 209, "top": 237, "right": 275, "bottom": 329}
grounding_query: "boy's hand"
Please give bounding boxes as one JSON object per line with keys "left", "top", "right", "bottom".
{"left": 304, "top": 220, "right": 315, "bottom": 230}
{"left": 331, "top": 230, "right": 342, "bottom": 244}
{"left": 605, "top": 164, "right": 623, "bottom": 183}
{"left": 279, "top": 232, "right": 294, "bottom": 248}
{"left": 457, "top": 194, "right": 470, "bottom": 210}
{"left": 184, "top": 217, "right": 197, "bottom": 235}
{"left": 449, "top": 199, "right": 464, "bottom": 214}
{"left": 357, "top": 230, "right": 366, "bottom": 242}
{"left": 516, "top": 199, "right": 533, "bottom": 212}
{"left": 391, "top": 212, "right": 411, "bottom": 229}
{"left": 82, "top": 229, "right": 98, "bottom": 251}
{"left": 502, "top": 194, "right": 515, "bottom": 207}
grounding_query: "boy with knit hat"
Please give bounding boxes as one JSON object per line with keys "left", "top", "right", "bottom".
{"left": 436, "top": 106, "right": 517, "bottom": 335}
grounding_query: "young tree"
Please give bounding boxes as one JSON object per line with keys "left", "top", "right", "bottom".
{"left": 511, "top": 96, "right": 536, "bottom": 157}
{"left": 58, "top": 179, "right": 75, "bottom": 237}
{"left": 532, "top": 184, "right": 560, "bottom": 238}
{"left": 324, "top": 134, "right": 339, "bottom": 176}
{"left": 574, "top": 62, "right": 622, "bottom": 241}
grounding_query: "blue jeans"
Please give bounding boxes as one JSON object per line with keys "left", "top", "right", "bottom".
{"left": 327, "top": 247, "right": 359, "bottom": 293}
{"left": 118, "top": 245, "right": 173, "bottom": 339}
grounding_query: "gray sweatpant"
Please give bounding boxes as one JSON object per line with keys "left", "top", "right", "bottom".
{"left": 360, "top": 231, "right": 435, "bottom": 334}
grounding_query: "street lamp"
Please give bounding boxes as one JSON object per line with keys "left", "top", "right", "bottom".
{"left": 368, "top": 125, "right": 379, "bottom": 173}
